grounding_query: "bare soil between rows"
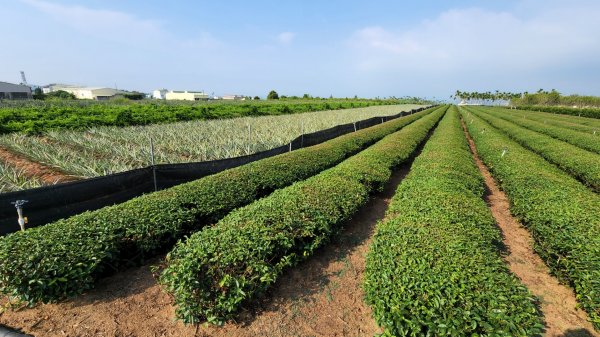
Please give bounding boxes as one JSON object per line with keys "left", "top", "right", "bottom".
{"left": 0, "top": 146, "right": 76, "bottom": 184}
{"left": 462, "top": 118, "right": 598, "bottom": 337}
{"left": 0, "top": 166, "right": 411, "bottom": 337}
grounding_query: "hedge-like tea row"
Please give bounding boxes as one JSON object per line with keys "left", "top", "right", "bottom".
{"left": 499, "top": 107, "right": 599, "bottom": 134}
{"left": 466, "top": 107, "right": 600, "bottom": 192}
{"left": 158, "top": 106, "right": 448, "bottom": 324}
{"left": 364, "top": 106, "right": 543, "bottom": 336}
{"left": 463, "top": 109, "right": 600, "bottom": 330}
{"left": 0, "top": 107, "right": 438, "bottom": 305}
{"left": 517, "top": 105, "right": 600, "bottom": 119}
{"left": 485, "top": 107, "right": 600, "bottom": 154}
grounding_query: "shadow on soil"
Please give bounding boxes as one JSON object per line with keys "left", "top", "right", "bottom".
{"left": 67, "top": 256, "right": 163, "bottom": 308}
{"left": 229, "top": 163, "right": 412, "bottom": 328}
{"left": 559, "top": 328, "right": 597, "bottom": 337}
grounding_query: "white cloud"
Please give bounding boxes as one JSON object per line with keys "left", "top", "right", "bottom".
{"left": 348, "top": 3, "right": 600, "bottom": 74}
{"left": 277, "top": 32, "right": 296, "bottom": 45}
{"left": 21, "top": 0, "right": 165, "bottom": 45}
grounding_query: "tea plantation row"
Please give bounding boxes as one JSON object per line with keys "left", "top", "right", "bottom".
{"left": 158, "top": 106, "right": 448, "bottom": 323}
{"left": 364, "top": 107, "right": 543, "bottom": 336}
{"left": 466, "top": 107, "right": 600, "bottom": 192}
{"left": 0, "top": 106, "right": 440, "bottom": 304}
{"left": 517, "top": 105, "right": 600, "bottom": 119}
{"left": 489, "top": 108, "right": 600, "bottom": 154}
{"left": 463, "top": 109, "right": 600, "bottom": 329}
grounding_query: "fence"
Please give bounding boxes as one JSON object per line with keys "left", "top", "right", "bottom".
{"left": 0, "top": 107, "right": 428, "bottom": 235}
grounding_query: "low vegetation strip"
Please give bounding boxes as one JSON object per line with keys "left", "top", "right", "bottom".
{"left": 499, "top": 108, "right": 599, "bottom": 134}
{"left": 0, "top": 104, "right": 423, "bottom": 178}
{"left": 517, "top": 105, "right": 600, "bottom": 119}
{"left": 466, "top": 107, "right": 600, "bottom": 192}
{"left": 484, "top": 107, "right": 600, "bottom": 154}
{"left": 0, "top": 162, "right": 44, "bottom": 193}
{"left": 0, "top": 99, "right": 411, "bottom": 134}
{"left": 158, "top": 106, "right": 448, "bottom": 324}
{"left": 363, "top": 107, "right": 542, "bottom": 336}
{"left": 462, "top": 109, "right": 600, "bottom": 330}
{"left": 0, "top": 106, "right": 439, "bottom": 305}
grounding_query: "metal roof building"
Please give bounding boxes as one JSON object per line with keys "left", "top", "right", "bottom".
{"left": 43, "top": 84, "right": 121, "bottom": 100}
{"left": 0, "top": 81, "right": 32, "bottom": 99}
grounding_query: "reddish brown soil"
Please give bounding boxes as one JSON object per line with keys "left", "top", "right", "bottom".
{"left": 0, "top": 146, "right": 77, "bottom": 184}
{"left": 462, "top": 119, "right": 599, "bottom": 337}
{"left": 0, "top": 168, "right": 408, "bottom": 337}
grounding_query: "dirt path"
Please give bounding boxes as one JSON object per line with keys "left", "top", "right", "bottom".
{"left": 462, "top": 119, "right": 598, "bottom": 337}
{"left": 0, "top": 146, "right": 76, "bottom": 184}
{"left": 0, "top": 167, "right": 409, "bottom": 337}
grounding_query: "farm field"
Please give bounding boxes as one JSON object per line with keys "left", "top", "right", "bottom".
{"left": 479, "top": 107, "right": 600, "bottom": 154}
{"left": 516, "top": 105, "right": 600, "bottom": 119}
{"left": 0, "top": 163, "right": 43, "bottom": 192}
{"left": 465, "top": 106, "right": 600, "bottom": 191}
{"left": 0, "top": 105, "right": 599, "bottom": 337}
{"left": 0, "top": 104, "right": 422, "bottom": 193}
{"left": 0, "top": 98, "right": 415, "bottom": 134}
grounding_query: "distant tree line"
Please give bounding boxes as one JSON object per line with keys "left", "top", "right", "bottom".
{"left": 452, "top": 90, "right": 521, "bottom": 105}
{"left": 265, "top": 90, "right": 431, "bottom": 104}
{"left": 453, "top": 89, "right": 600, "bottom": 108}
{"left": 511, "top": 89, "right": 600, "bottom": 108}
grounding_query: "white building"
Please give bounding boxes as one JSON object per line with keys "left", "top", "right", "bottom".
{"left": 43, "top": 84, "right": 121, "bottom": 100}
{"left": 222, "top": 94, "right": 245, "bottom": 100}
{"left": 165, "top": 90, "right": 209, "bottom": 101}
{"left": 0, "top": 81, "right": 32, "bottom": 99}
{"left": 152, "top": 89, "right": 168, "bottom": 99}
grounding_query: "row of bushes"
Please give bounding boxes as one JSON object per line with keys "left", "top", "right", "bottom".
{"left": 0, "top": 99, "right": 407, "bottom": 134}
{"left": 0, "top": 106, "right": 434, "bottom": 305}
{"left": 516, "top": 105, "right": 600, "bottom": 119}
{"left": 467, "top": 107, "right": 599, "bottom": 192}
{"left": 500, "top": 107, "right": 599, "bottom": 134}
{"left": 463, "top": 109, "right": 600, "bottom": 330}
{"left": 492, "top": 108, "right": 600, "bottom": 155}
{"left": 364, "top": 106, "right": 543, "bottom": 336}
{"left": 158, "top": 106, "right": 448, "bottom": 324}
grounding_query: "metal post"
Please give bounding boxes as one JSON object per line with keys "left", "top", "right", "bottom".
{"left": 301, "top": 121, "right": 304, "bottom": 148}
{"left": 149, "top": 137, "right": 157, "bottom": 192}
{"left": 353, "top": 122, "right": 357, "bottom": 132}
{"left": 381, "top": 117, "right": 384, "bottom": 124}
{"left": 11, "top": 200, "right": 28, "bottom": 231}
{"left": 247, "top": 123, "right": 252, "bottom": 154}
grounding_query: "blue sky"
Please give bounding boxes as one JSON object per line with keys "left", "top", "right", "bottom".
{"left": 1, "top": 0, "right": 599, "bottom": 99}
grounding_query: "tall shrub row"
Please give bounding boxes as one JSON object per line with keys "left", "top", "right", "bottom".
{"left": 517, "top": 105, "right": 600, "bottom": 119}
{"left": 364, "top": 106, "right": 543, "bottom": 336}
{"left": 463, "top": 109, "right": 600, "bottom": 330}
{"left": 158, "top": 107, "right": 448, "bottom": 324}
{"left": 486, "top": 107, "right": 600, "bottom": 154}
{"left": 0, "top": 107, "right": 438, "bottom": 305}
{"left": 467, "top": 107, "right": 600, "bottom": 191}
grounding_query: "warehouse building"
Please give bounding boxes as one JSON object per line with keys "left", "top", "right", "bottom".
{"left": 152, "top": 89, "right": 168, "bottom": 99}
{"left": 222, "top": 94, "right": 245, "bottom": 100}
{"left": 43, "top": 84, "right": 121, "bottom": 100}
{"left": 165, "top": 90, "right": 209, "bottom": 101}
{"left": 0, "top": 81, "right": 32, "bottom": 99}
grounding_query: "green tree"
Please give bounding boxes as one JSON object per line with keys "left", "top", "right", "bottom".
{"left": 32, "top": 88, "right": 45, "bottom": 100}
{"left": 46, "top": 90, "right": 76, "bottom": 100}
{"left": 267, "top": 90, "right": 279, "bottom": 100}
{"left": 253, "top": 96, "right": 260, "bottom": 100}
